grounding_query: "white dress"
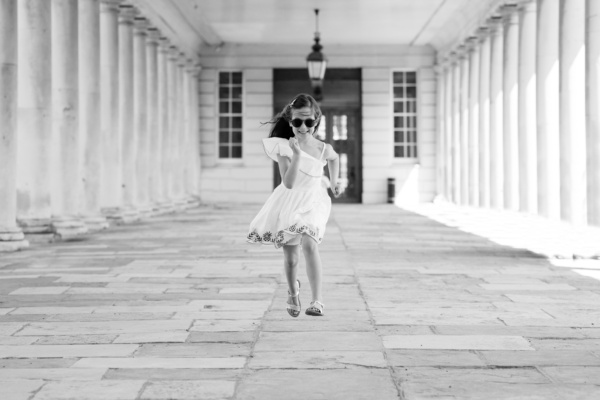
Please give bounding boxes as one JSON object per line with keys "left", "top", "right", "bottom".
{"left": 247, "top": 137, "right": 332, "bottom": 249}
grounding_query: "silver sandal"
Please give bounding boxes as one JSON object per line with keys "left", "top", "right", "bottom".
{"left": 305, "top": 300, "right": 324, "bottom": 316}
{"left": 287, "top": 280, "right": 301, "bottom": 318}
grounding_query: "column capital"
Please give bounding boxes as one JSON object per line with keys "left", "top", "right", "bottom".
{"left": 146, "top": 27, "right": 161, "bottom": 45}
{"left": 168, "top": 46, "right": 180, "bottom": 61}
{"left": 500, "top": 4, "right": 519, "bottom": 24}
{"left": 517, "top": 0, "right": 537, "bottom": 13}
{"left": 475, "top": 26, "right": 490, "bottom": 42}
{"left": 177, "top": 53, "right": 188, "bottom": 67}
{"left": 158, "top": 37, "right": 171, "bottom": 53}
{"left": 465, "top": 36, "right": 479, "bottom": 52}
{"left": 101, "top": 0, "right": 121, "bottom": 13}
{"left": 186, "top": 63, "right": 202, "bottom": 77}
{"left": 118, "top": 4, "right": 137, "bottom": 25}
{"left": 133, "top": 17, "right": 149, "bottom": 36}
{"left": 487, "top": 15, "right": 504, "bottom": 34}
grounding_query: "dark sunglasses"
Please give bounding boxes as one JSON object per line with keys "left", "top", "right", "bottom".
{"left": 290, "top": 118, "right": 317, "bottom": 128}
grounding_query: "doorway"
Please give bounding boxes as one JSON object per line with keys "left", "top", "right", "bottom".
{"left": 272, "top": 68, "right": 362, "bottom": 203}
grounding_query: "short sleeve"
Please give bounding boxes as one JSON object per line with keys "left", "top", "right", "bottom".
{"left": 262, "top": 138, "right": 293, "bottom": 162}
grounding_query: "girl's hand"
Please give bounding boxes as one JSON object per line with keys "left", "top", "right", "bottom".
{"left": 331, "top": 181, "right": 343, "bottom": 198}
{"left": 288, "top": 137, "right": 301, "bottom": 155}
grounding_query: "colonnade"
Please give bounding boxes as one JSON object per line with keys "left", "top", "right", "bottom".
{"left": 437, "top": 0, "right": 600, "bottom": 227}
{"left": 0, "top": 0, "right": 201, "bottom": 251}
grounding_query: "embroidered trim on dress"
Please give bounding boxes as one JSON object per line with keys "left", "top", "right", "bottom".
{"left": 247, "top": 224, "right": 322, "bottom": 249}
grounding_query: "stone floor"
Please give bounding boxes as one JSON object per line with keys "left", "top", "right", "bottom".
{"left": 1, "top": 204, "right": 600, "bottom": 400}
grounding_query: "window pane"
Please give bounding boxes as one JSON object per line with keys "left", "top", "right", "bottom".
{"left": 394, "top": 102, "right": 404, "bottom": 113}
{"left": 413, "top": 145, "right": 418, "bottom": 158}
{"left": 406, "top": 86, "right": 416, "bottom": 98}
{"left": 231, "top": 145, "right": 242, "bottom": 158}
{"left": 219, "top": 72, "right": 230, "bottom": 84}
{"left": 394, "top": 117, "right": 404, "bottom": 128}
{"left": 393, "top": 72, "right": 404, "bottom": 83}
{"left": 394, "top": 146, "right": 404, "bottom": 158}
{"left": 231, "top": 86, "right": 242, "bottom": 100}
{"left": 219, "top": 145, "right": 230, "bottom": 158}
{"left": 231, "top": 131, "right": 242, "bottom": 144}
{"left": 232, "top": 117, "right": 242, "bottom": 129}
{"left": 231, "top": 72, "right": 242, "bottom": 84}
{"left": 393, "top": 86, "right": 404, "bottom": 98}
{"left": 219, "top": 131, "right": 229, "bottom": 144}
{"left": 219, "top": 86, "right": 229, "bottom": 99}
{"left": 407, "top": 101, "right": 416, "bottom": 112}
{"left": 231, "top": 101, "right": 242, "bottom": 114}
{"left": 219, "top": 117, "right": 230, "bottom": 129}
{"left": 394, "top": 131, "right": 403, "bottom": 143}
{"left": 219, "top": 101, "right": 229, "bottom": 114}
{"left": 406, "top": 72, "right": 416, "bottom": 84}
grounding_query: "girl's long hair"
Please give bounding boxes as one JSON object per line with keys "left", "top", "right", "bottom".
{"left": 264, "top": 93, "right": 322, "bottom": 139}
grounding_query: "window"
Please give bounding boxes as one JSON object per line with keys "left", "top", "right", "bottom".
{"left": 218, "top": 71, "right": 243, "bottom": 159}
{"left": 393, "top": 71, "right": 417, "bottom": 158}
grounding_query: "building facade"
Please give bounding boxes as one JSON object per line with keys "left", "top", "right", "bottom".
{"left": 1, "top": 0, "right": 599, "bottom": 252}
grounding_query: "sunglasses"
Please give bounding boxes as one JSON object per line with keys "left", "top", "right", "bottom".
{"left": 290, "top": 118, "right": 317, "bottom": 128}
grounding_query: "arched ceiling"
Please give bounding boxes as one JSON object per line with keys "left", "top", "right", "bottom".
{"left": 132, "top": 0, "right": 510, "bottom": 60}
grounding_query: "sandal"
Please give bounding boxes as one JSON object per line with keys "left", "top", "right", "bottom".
{"left": 305, "top": 300, "right": 324, "bottom": 316}
{"left": 286, "top": 280, "right": 301, "bottom": 318}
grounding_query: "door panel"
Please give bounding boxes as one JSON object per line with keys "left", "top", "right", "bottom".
{"left": 316, "top": 109, "right": 362, "bottom": 203}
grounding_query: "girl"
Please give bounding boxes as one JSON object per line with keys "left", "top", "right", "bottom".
{"left": 247, "top": 93, "right": 341, "bottom": 317}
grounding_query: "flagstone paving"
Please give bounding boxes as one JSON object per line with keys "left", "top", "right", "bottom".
{"left": 1, "top": 204, "right": 600, "bottom": 399}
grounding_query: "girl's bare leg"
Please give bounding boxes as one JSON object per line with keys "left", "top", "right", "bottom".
{"left": 301, "top": 235, "right": 322, "bottom": 302}
{"left": 283, "top": 244, "right": 301, "bottom": 307}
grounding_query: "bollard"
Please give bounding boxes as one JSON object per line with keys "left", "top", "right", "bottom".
{"left": 387, "top": 177, "right": 396, "bottom": 204}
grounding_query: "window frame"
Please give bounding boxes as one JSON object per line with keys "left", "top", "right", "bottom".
{"left": 217, "top": 70, "right": 244, "bottom": 161}
{"left": 391, "top": 69, "right": 419, "bottom": 161}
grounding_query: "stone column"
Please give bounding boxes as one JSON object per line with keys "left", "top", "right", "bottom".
{"left": 174, "top": 54, "right": 187, "bottom": 203}
{"left": 536, "top": 0, "right": 561, "bottom": 219}
{"left": 518, "top": 0, "right": 538, "bottom": 214}
{"left": 559, "top": 0, "right": 586, "bottom": 224}
{"left": 51, "top": 0, "right": 88, "bottom": 239}
{"left": 435, "top": 64, "right": 446, "bottom": 199}
{"left": 459, "top": 48, "right": 470, "bottom": 206}
{"left": 451, "top": 54, "right": 461, "bottom": 204}
{"left": 189, "top": 64, "right": 202, "bottom": 197}
{"left": 157, "top": 37, "right": 171, "bottom": 210}
{"left": 0, "top": 0, "right": 28, "bottom": 251}
{"left": 182, "top": 62, "right": 192, "bottom": 198}
{"left": 467, "top": 38, "right": 480, "bottom": 207}
{"left": 586, "top": 0, "right": 600, "bottom": 225}
{"left": 489, "top": 17, "right": 504, "bottom": 210}
{"left": 100, "top": 0, "right": 121, "bottom": 214}
{"left": 146, "top": 28, "right": 160, "bottom": 208}
{"left": 79, "top": 0, "right": 108, "bottom": 230}
{"left": 166, "top": 47, "right": 179, "bottom": 202}
{"left": 502, "top": 5, "right": 520, "bottom": 211}
{"left": 16, "top": 0, "right": 53, "bottom": 236}
{"left": 116, "top": 4, "right": 138, "bottom": 222}
{"left": 443, "top": 60, "right": 454, "bottom": 201}
{"left": 133, "top": 17, "right": 149, "bottom": 213}
{"left": 478, "top": 28, "right": 492, "bottom": 208}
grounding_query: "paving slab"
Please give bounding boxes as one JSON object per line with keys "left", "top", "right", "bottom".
{"left": 140, "top": 380, "right": 236, "bottom": 399}
{"left": 72, "top": 357, "right": 246, "bottom": 369}
{"left": 0, "top": 379, "right": 46, "bottom": 400}
{"left": 383, "top": 335, "right": 534, "bottom": 351}
{"left": 0, "top": 344, "right": 138, "bottom": 358}
{"left": 32, "top": 380, "right": 145, "bottom": 400}
{"left": 236, "top": 370, "right": 399, "bottom": 400}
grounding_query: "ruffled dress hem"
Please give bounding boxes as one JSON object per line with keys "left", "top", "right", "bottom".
{"left": 247, "top": 222, "right": 322, "bottom": 249}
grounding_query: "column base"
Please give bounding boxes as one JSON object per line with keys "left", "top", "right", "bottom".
{"left": 0, "top": 226, "right": 29, "bottom": 252}
{"left": 17, "top": 217, "right": 53, "bottom": 234}
{"left": 51, "top": 216, "right": 89, "bottom": 241}
{"left": 103, "top": 206, "right": 141, "bottom": 225}
{"left": 155, "top": 201, "right": 178, "bottom": 215}
{"left": 82, "top": 215, "right": 110, "bottom": 231}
